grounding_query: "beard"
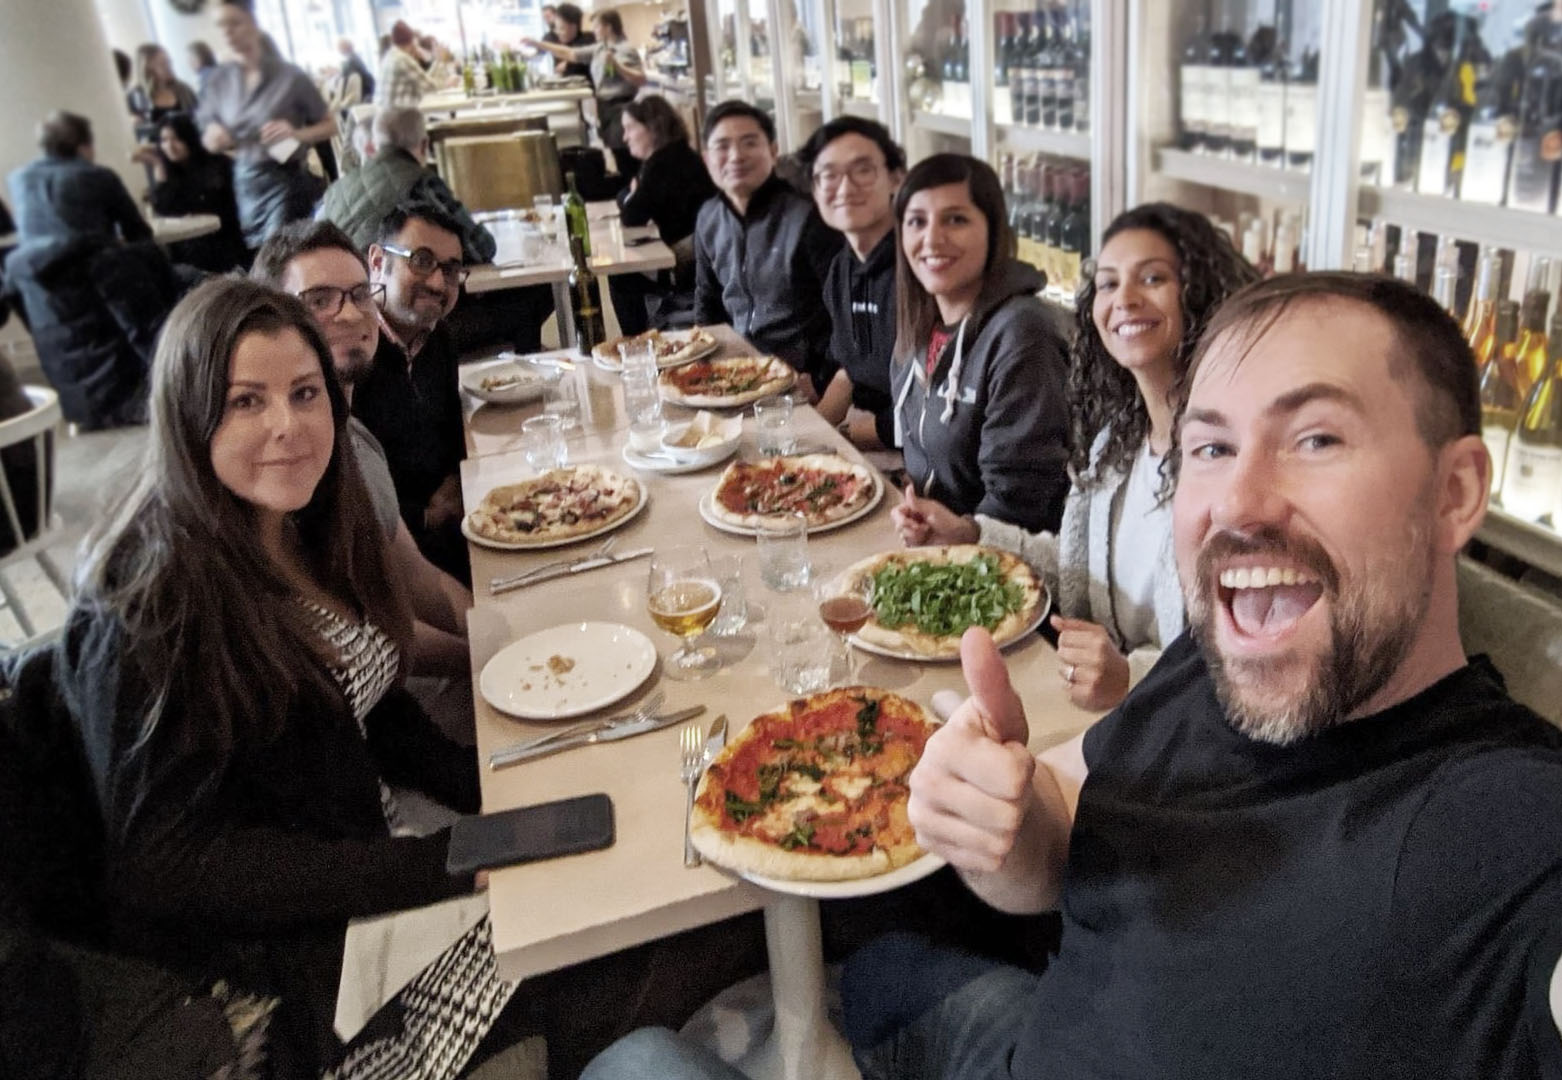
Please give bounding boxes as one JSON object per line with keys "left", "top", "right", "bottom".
{"left": 334, "top": 345, "right": 375, "bottom": 387}
{"left": 1186, "top": 516, "right": 1435, "bottom": 746}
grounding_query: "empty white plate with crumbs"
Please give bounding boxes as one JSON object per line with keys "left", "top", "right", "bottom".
{"left": 480, "top": 622, "right": 657, "bottom": 720}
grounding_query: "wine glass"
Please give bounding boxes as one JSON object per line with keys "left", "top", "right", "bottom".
{"left": 816, "top": 572, "right": 873, "bottom": 686}
{"left": 647, "top": 546, "right": 724, "bottom": 680}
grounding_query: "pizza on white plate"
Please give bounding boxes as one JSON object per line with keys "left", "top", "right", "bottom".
{"left": 466, "top": 465, "right": 641, "bottom": 545}
{"left": 834, "top": 545, "right": 1045, "bottom": 659}
{"left": 658, "top": 354, "right": 795, "bottom": 408}
{"left": 690, "top": 687, "right": 938, "bottom": 881}
{"left": 707, "top": 454, "right": 877, "bottom": 530}
{"left": 593, "top": 327, "right": 719, "bottom": 369}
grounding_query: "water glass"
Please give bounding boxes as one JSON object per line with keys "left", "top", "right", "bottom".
{"left": 767, "top": 597, "right": 835, "bottom": 694}
{"left": 753, "top": 395, "right": 797, "bottom": 456}
{"left": 545, "top": 369, "right": 582, "bottom": 429}
{"left": 618, "top": 338, "right": 657, "bottom": 374}
{"left": 756, "top": 511, "right": 811, "bottom": 591}
{"left": 521, "top": 414, "right": 567, "bottom": 472}
{"left": 622, "top": 362, "right": 662, "bottom": 443}
{"left": 707, "top": 553, "right": 749, "bottom": 636}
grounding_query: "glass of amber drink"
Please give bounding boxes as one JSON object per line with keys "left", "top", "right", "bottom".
{"left": 817, "top": 574, "right": 872, "bottom": 685}
{"left": 647, "top": 545, "right": 724, "bottom": 679}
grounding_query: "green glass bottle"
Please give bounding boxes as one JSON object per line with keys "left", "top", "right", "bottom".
{"left": 568, "top": 234, "right": 606, "bottom": 354}
{"left": 564, "top": 171, "right": 591, "bottom": 258}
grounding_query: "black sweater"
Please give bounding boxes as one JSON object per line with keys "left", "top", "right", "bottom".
{"left": 823, "top": 230, "right": 897, "bottom": 447}
{"left": 616, "top": 140, "right": 716, "bottom": 245}
{"left": 59, "top": 607, "right": 479, "bottom": 1075}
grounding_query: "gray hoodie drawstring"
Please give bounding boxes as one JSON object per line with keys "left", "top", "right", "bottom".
{"left": 939, "top": 317, "right": 970, "bottom": 424}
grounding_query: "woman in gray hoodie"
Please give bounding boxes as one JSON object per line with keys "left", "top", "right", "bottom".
{"left": 888, "top": 154, "right": 1071, "bottom": 534}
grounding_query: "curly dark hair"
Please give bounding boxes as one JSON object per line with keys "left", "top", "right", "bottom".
{"left": 1068, "top": 202, "right": 1260, "bottom": 486}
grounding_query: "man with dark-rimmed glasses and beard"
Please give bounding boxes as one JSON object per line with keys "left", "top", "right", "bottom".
{"left": 579, "top": 272, "right": 1562, "bottom": 1080}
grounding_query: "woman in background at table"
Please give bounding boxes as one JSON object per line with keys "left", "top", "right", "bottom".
{"left": 132, "top": 113, "right": 247, "bottom": 271}
{"left": 889, "top": 152, "right": 1071, "bottom": 535}
{"left": 127, "top": 43, "right": 199, "bottom": 126}
{"left": 893, "top": 202, "right": 1259, "bottom": 710}
{"left": 608, "top": 94, "right": 717, "bottom": 334}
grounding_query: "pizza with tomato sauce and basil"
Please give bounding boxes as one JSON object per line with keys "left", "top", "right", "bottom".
{"left": 707, "top": 454, "right": 878, "bottom": 530}
{"left": 658, "top": 354, "right": 795, "bottom": 408}
{"left": 690, "top": 688, "right": 938, "bottom": 881}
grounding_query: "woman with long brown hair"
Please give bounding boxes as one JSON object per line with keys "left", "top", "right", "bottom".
{"left": 127, "top": 43, "right": 198, "bottom": 125}
{"left": 895, "top": 202, "right": 1259, "bottom": 710}
{"left": 61, "top": 276, "right": 491, "bottom": 1077}
{"left": 886, "top": 152, "right": 1071, "bottom": 535}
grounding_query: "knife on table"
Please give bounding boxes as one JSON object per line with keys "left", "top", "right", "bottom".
{"left": 489, "top": 705, "right": 705, "bottom": 768}
{"left": 490, "top": 547, "right": 654, "bottom": 595}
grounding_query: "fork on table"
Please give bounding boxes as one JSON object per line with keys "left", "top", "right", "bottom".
{"left": 680, "top": 723, "right": 704, "bottom": 868}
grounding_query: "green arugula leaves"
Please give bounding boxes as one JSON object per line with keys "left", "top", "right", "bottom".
{"left": 870, "top": 553, "right": 1025, "bottom": 639}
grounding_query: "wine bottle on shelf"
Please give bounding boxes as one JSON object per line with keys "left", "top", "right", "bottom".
{"left": 1502, "top": 310, "right": 1562, "bottom": 524}
{"left": 851, "top": 19, "right": 874, "bottom": 99}
{"left": 1432, "top": 265, "right": 1459, "bottom": 314}
{"left": 1255, "top": 10, "right": 1287, "bottom": 167}
{"left": 1024, "top": 10, "right": 1045, "bottom": 127}
{"left": 1226, "top": 2, "right": 1258, "bottom": 162}
{"left": 564, "top": 171, "right": 591, "bottom": 259}
{"left": 1272, "top": 214, "right": 1298, "bottom": 275}
{"left": 1042, "top": 165, "right": 1065, "bottom": 286}
{"left": 1057, "top": 170, "right": 1088, "bottom": 297}
{"left": 1416, "top": 14, "right": 1475, "bottom": 199}
{"left": 1464, "top": 248, "right": 1500, "bottom": 346}
{"left": 1462, "top": 41, "right": 1522, "bottom": 205}
{"left": 1481, "top": 298, "right": 1523, "bottom": 498}
{"left": 1056, "top": 6, "right": 1078, "bottom": 131}
{"left": 1515, "top": 275, "right": 1552, "bottom": 399}
{"left": 995, "top": 13, "right": 1011, "bottom": 91}
{"left": 1016, "top": 159, "right": 1040, "bottom": 271}
{"left": 1038, "top": 3, "right": 1061, "bottom": 130}
{"left": 1179, "top": 7, "right": 1212, "bottom": 152}
{"left": 1072, "top": 0, "right": 1091, "bottom": 134}
{"left": 568, "top": 234, "right": 606, "bottom": 355}
{"left": 1508, "top": 15, "right": 1562, "bottom": 214}
{"left": 1008, "top": 13, "right": 1030, "bottom": 124}
{"left": 1203, "top": 0, "right": 1233, "bottom": 157}
{"left": 1284, "top": 40, "right": 1318, "bottom": 170}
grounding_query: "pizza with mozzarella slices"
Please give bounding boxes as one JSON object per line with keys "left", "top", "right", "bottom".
{"left": 466, "top": 465, "right": 642, "bottom": 545}
{"left": 690, "top": 688, "right": 938, "bottom": 881}
{"left": 592, "top": 327, "right": 719, "bottom": 370}
{"left": 658, "top": 354, "right": 795, "bottom": 407}
{"left": 707, "top": 454, "right": 878, "bottom": 530}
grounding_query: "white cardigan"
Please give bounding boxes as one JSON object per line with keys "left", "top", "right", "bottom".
{"left": 977, "top": 428, "right": 1185, "bottom": 688}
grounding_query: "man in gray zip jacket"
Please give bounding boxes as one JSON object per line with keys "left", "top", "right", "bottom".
{"left": 693, "top": 101, "right": 842, "bottom": 396}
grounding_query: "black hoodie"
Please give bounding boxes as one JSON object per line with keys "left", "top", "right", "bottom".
{"left": 824, "top": 230, "right": 898, "bottom": 447}
{"left": 892, "top": 257, "right": 1069, "bottom": 532}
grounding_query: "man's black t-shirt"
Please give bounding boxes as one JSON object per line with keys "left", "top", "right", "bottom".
{"left": 1011, "top": 633, "right": 1562, "bottom": 1080}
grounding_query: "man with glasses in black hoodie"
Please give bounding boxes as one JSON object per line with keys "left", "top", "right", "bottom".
{"left": 801, "top": 117, "right": 906, "bottom": 450}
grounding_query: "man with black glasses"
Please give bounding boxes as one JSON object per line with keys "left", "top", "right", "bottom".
{"left": 252, "top": 219, "right": 471, "bottom": 674}
{"left": 801, "top": 117, "right": 905, "bottom": 449}
{"left": 359, "top": 203, "right": 470, "bottom": 581}
{"left": 693, "top": 101, "right": 841, "bottom": 399}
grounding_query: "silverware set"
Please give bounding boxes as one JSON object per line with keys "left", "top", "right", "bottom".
{"left": 488, "top": 691, "right": 706, "bottom": 768}
{"left": 683, "top": 714, "right": 727, "bottom": 868}
{"left": 488, "top": 535, "right": 655, "bottom": 595}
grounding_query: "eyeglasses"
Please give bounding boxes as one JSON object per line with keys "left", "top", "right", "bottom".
{"left": 297, "top": 281, "right": 385, "bottom": 318}
{"left": 812, "top": 159, "right": 883, "bottom": 191}
{"left": 381, "top": 244, "right": 469, "bottom": 286}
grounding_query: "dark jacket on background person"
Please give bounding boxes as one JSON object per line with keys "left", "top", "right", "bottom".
{"left": 617, "top": 140, "right": 715, "bottom": 245}
{"left": 147, "top": 153, "right": 246, "bottom": 272}
{"left": 126, "top": 82, "right": 199, "bottom": 125}
{"left": 1, "top": 237, "right": 188, "bottom": 429}
{"left": 319, "top": 147, "right": 496, "bottom": 264}
{"left": 892, "top": 257, "right": 1069, "bottom": 533}
{"left": 7, "top": 158, "right": 152, "bottom": 246}
{"left": 341, "top": 49, "right": 376, "bottom": 101}
{"left": 542, "top": 29, "right": 597, "bottom": 80}
{"left": 58, "top": 610, "right": 480, "bottom": 1077}
{"left": 823, "top": 230, "right": 897, "bottom": 447}
{"left": 692, "top": 173, "right": 841, "bottom": 391}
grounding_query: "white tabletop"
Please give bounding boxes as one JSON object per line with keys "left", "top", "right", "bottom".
{"left": 460, "top": 345, "right": 1093, "bottom": 984}
{"left": 465, "top": 202, "right": 675, "bottom": 294}
{"left": 0, "top": 213, "right": 220, "bottom": 251}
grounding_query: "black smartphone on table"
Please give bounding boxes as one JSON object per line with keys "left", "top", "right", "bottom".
{"left": 446, "top": 792, "right": 615, "bottom": 875}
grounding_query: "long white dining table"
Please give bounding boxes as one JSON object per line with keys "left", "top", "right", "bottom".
{"left": 459, "top": 329, "right": 1091, "bottom": 1078}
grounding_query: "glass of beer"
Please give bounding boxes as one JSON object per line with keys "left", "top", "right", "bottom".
{"left": 647, "top": 545, "right": 724, "bottom": 679}
{"left": 816, "top": 574, "right": 873, "bottom": 685}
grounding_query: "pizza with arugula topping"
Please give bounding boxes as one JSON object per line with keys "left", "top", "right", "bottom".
{"left": 690, "top": 688, "right": 938, "bottom": 881}
{"left": 658, "top": 354, "right": 795, "bottom": 408}
{"left": 707, "top": 454, "right": 878, "bottom": 530}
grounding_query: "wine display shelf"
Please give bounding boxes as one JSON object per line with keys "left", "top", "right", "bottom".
{"left": 1478, "top": 507, "right": 1562, "bottom": 581}
{"left": 1358, "top": 187, "right": 1562, "bottom": 257}
{"left": 998, "top": 124, "right": 1091, "bottom": 161}
{"left": 912, "top": 110, "right": 973, "bottom": 139}
{"left": 1154, "top": 148, "right": 1311, "bottom": 206}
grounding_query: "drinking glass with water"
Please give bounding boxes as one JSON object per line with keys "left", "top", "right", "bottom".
{"left": 753, "top": 395, "right": 796, "bottom": 456}
{"left": 756, "top": 511, "right": 810, "bottom": 591}
{"left": 521, "top": 414, "right": 567, "bottom": 472}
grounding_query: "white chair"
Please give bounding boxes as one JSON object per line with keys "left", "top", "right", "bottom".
{"left": 0, "top": 385, "right": 67, "bottom": 645}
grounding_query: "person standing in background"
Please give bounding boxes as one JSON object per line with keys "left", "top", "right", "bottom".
{"left": 524, "top": 9, "right": 645, "bottom": 179}
{"left": 127, "top": 44, "right": 199, "bottom": 125}
{"left": 198, "top": 0, "right": 335, "bottom": 252}
{"left": 693, "top": 101, "right": 841, "bottom": 399}
{"left": 337, "top": 37, "right": 377, "bottom": 101}
{"left": 188, "top": 41, "right": 219, "bottom": 97}
{"left": 539, "top": 3, "right": 596, "bottom": 80}
{"left": 375, "top": 20, "right": 444, "bottom": 107}
{"left": 801, "top": 116, "right": 906, "bottom": 448}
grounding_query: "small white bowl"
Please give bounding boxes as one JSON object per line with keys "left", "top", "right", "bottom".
{"left": 661, "top": 416, "right": 742, "bottom": 465}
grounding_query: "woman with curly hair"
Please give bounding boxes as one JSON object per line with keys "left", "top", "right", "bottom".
{"left": 893, "top": 202, "right": 1259, "bottom": 710}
